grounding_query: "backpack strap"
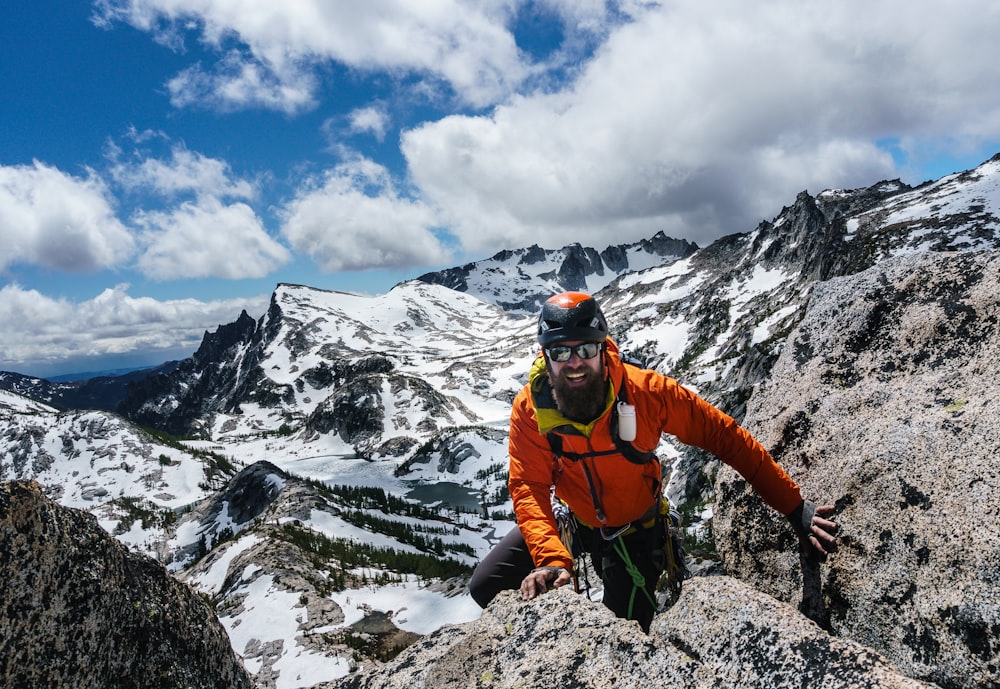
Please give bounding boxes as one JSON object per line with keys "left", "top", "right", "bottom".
{"left": 547, "top": 431, "right": 612, "bottom": 524}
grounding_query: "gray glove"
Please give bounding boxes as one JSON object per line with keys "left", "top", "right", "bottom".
{"left": 787, "top": 499, "right": 817, "bottom": 541}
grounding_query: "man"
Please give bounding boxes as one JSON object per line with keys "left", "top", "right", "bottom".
{"left": 469, "top": 291, "right": 837, "bottom": 631}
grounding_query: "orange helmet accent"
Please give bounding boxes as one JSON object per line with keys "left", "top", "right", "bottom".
{"left": 547, "top": 291, "right": 592, "bottom": 308}
{"left": 537, "top": 292, "right": 608, "bottom": 346}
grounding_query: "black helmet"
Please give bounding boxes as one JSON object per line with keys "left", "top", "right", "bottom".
{"left": 537, "top": 292, "right": 608, "bottom": 346}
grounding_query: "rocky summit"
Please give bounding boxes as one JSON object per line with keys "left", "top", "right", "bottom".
{"left": 317, "top": 581, "right": 933, "bottom": 689}
{"left": 0, "top": 480, "right": 252, "bottom": 689}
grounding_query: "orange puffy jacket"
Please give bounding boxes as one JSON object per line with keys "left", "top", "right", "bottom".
{"left": 508, "top": 339, "right": 803, "bottom": 570}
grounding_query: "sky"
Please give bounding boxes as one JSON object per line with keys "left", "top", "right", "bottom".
{"left": 2, "top": 0, "right": 999, "bottom": 378}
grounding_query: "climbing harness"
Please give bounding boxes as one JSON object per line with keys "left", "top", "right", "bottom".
{"left": 656, "top": 501, "right": 689, "bottom": 609}
{"left": 543, "top": 356, "right": 689, "bottom": 620}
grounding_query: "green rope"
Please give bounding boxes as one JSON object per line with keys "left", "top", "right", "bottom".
{"left": 612, "top": 536, "right": 656, "bottom": 621}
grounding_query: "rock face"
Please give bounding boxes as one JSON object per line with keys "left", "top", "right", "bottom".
{"left": 654, "top": 577, "right": 934, "bottom": 689}
{"left": 0, "top": 480, "right": 252, "bottom": 689}
{"left": 714, "top": 249, "right": 1000, "bottom": 688}
{"left": 117, "top": 309, "right": 262, "bottom": 437}
{"left": 321, "top": 580, "right": 933, "bottom": 689}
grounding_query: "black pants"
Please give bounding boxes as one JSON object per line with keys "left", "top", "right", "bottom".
{"left": 467, "top": 520, "right": 666, "bottom": 632}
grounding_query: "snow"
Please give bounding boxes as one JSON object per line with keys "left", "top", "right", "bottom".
{"left": 302, "top": 509, "right": 426, "bottom": 555}
{"left": 6, "top": 170, "right": 1000, "bottom": 688}
{"left": 0, "top": 388, "right": 57, "bottom": 414}
{"left": 751, "top": 304, "right": 800, "bottom": 345}
{"left": 329, "top": 579, "right": 482, "bottom": 635}
{"left": 627, "top": 317, "right": 691, "bottom": 362}
{"left": 220, "top": 569, "right": 353, "bottom": 687}
{"left": 189, "top": 534, "right": 263, "bottom": 594}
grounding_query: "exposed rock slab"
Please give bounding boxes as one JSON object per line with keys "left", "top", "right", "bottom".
{"left": 0, "top": 480, "right": 252, "bottom": 689}
{"left": 715, "top": 250, "right": 1000, "bottom": 688}
{"left": 318, "top": 579, "right": 933, "bottom": 689}
{"left": 322, "top": 587, "right": 719, "bottom": 689}
{"left": 654, "top": 576, "right": 936, "bottom": 688}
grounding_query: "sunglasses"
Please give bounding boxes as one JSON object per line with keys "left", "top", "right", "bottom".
{"left": 545, "top": 342, "right": 602, "bottom": 362}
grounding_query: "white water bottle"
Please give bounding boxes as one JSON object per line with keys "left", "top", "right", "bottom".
{"left": 617, "top": 401, "right": 637, "bottom": 442}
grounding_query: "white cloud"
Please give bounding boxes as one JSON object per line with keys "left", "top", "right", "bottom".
{"left": 348, "top": 106, "right": 391, "bottom": 142}
{"left": 111, "top": 144, "right": 257, "bottom": 200}
{"left": 0, "top": 282, "right": 265, "bottom": 370}
{"left": 134, "top": 196, "right": 291, "bottom": 280}
{"left": 95, "top": 0, "right": 533, "bottom": 112}
{"left": 402, "top": 0, "right": 1000, "bottom": 253}
{"left": 280, "top": 157, "right": 450, "bottom": 272}
{"left": 166, "top": 50, "right": 318, "bottom": 114}
{"left": 0, "top": 161, "right": 135, "bottom": 272}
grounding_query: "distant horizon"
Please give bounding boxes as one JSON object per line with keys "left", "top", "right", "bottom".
{"left": 43, "top": 364, "right": 173, "bottom": 383}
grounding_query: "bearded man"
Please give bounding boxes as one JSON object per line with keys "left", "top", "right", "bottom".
{"left": 468, "top": 291, "right": 837, "bottom": 632}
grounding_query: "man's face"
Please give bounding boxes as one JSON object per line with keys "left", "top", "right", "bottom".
{"left": 546, "top": 340, "right": 606, "bottom": 422}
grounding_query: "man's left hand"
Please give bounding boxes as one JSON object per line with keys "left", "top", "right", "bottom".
{"left": 806, "top": 504, "right": 838, "bottom": 555}
{"left": 520, "top": 566, "right": 572, "bottom": 600}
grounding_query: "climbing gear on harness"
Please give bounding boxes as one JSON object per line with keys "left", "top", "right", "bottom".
{"left": 561, "top": 494, "right": 690, "bottom": 624}
{"left": 656, "top": 500, "right": 690, "bottom": 609}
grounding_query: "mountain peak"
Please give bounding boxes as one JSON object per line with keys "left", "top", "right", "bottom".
{"left": 416, "top": 234, "right": 697, "bottom": 312}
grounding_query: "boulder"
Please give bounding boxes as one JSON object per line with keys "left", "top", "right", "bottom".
{"left": 715, "top": 250, "right": 1000, "bottom": 688}
{"left": 0, "top": 480, "right": 252, "bottom": 689}
{"left": 319, "top": 580, "right": 933, "bottom": 689}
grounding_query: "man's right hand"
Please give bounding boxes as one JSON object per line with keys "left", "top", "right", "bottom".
{"left": 520, "top": 566, "right": 572, "bottom": 600}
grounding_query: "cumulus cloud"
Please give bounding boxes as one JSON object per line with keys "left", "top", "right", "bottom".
{"left": 280, "top": 157, "right": 449, "bottom": 272}
{"left": 166, "top": 50, "right": 319, "bottom": 114}
{"left": 93, "top": 0, "right": 535, "bottom": 112}
{"left": 0, "top": 161, "right": 135, "bottom": 272}
{"left": 402, "top": 0, "right": 1000, "bottom": 252}
{"left": 134, "top": 197, "right": 291, "bottom": 280}
{"left": 0, "top": 282, "right": 266, "bottom": 371}
{"left": 110, "top": 144, "right": 257, "bottom": 200}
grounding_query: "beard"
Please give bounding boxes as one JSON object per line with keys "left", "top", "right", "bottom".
{"left": 550, "top": 364, "right": 607, "bottom": 423}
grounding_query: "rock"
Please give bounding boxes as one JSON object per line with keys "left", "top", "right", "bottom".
{"left": 317, "top": 578, "right": 935, "bottom": 689}
{"left": 0, "top": 480, "right": 252, "bottom": 689}
{"left": 321, "top": 587, "right": 719, "bottom": 689}
{"left": 654, "top": 576, "right": 936, "bottom": 688}
{"left": 715, "top": 250, "right": 1000, "bottom": 688}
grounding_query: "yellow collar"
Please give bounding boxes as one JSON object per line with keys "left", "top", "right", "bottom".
{"left": 528, "top": 354, "right": 615, "bottom": 437}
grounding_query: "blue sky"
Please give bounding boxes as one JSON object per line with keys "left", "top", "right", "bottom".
{"left": 2, "top": 1, "right": 999, "bottom": 378}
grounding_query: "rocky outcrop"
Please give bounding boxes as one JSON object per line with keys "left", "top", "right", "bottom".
{"left": 320, "top": 580, "right": 933, "bottom": 689}
{"left": 0, "top": 480, "right": 252, "bottom": 689}
{"left": 117, "top": 309, "right": 273, "bottom": 437}
{"left": 715, "top": 249, "right": 1000, "bottom": 688}
{"left": 653, "top": 577, "right": 934, "bottom": 688}
{"left": 165, "top": 460, "right": 288, "bottom": 567}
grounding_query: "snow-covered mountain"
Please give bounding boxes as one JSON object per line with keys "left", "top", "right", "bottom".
{"left": 414, "top": 231, "right": 698, "bottom": 312}
{"left": 3, "top": 152, "right": 999, "bottom": 688}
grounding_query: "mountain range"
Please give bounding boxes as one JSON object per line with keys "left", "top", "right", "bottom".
{"left": 2, "top": 152, "right": 999, "bottom": 688}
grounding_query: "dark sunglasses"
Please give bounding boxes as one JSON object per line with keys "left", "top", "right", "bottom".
{"left": 545, "top": 342, "right": 602, "bottom": 362}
